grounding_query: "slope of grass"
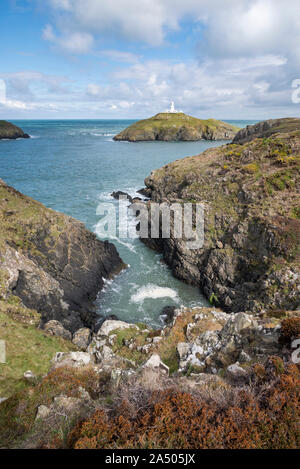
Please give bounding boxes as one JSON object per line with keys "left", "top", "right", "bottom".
{"left": 0, "top": 301, "right": 76, "bottom": 397}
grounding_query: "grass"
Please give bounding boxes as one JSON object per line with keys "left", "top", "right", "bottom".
{"left": 115, "top": 113, "right": 239, "bottom": 140}
{"left": 0, "top": 183, "right": 66, "bottom": 254}
{"left": 0, "top": 301, "right": 76, "bottom": 397}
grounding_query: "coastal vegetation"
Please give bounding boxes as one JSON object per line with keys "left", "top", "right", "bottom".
{"left": 114, "top": 113, "right": 239, "bottom": 141}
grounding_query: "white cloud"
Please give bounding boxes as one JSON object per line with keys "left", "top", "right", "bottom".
{"left": 43, "top": 24, "right": 93, "bottom": 54}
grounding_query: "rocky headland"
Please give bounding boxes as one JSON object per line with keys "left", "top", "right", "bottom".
{"left": 114, "top": 112, "right": 239, "bottom": 142}
{"left": 139, "top": 118, "right": 300, "bottom": 314}
{"left": 0, "top": 120, "right": 30, "bottom": 140}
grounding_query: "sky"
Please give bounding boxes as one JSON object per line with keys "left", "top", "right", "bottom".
{"left": 0, "top": 0, "right": 300, "bottom": 119}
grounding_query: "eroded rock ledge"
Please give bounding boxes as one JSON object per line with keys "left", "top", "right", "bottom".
{"left": 0, "top": 179, "right": 124, "bottom": 332}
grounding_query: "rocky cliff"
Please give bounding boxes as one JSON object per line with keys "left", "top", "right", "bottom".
{"left": 0, "top": 180, "right": 124, "bottom": 332}
{"left": 0, "top": 120, "right": 30, "bottom": 139}
{"left": 139, "top": 120, "right": 300, "bottom": 314}
{"left": 233, "top": 117, "right": 300, "bottom": 144}
{"left": 114, "top": 113, "right": 239, "bottom": 142}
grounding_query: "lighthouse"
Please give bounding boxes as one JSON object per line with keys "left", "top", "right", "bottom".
{"left": 165, "top": 101, "right": 182, "bottom": 113}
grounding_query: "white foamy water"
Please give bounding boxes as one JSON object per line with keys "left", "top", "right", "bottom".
{"left": 130, "top": 284, "right": 179, "bottom": 303}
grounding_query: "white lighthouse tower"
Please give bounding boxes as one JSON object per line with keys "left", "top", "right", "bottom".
{"left": 165, "top": 101, "right": 182, "bottom": 113}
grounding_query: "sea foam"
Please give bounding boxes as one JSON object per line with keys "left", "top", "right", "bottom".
{"left": 130, "top": 284, "right": 179, "bottom": 303}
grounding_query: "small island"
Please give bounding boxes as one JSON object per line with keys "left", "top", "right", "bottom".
{"left": 114, "top": 102, "right": 239, "bottom": 142}
{"left": 0, "top": 120, "right": 30, "bottom": 140}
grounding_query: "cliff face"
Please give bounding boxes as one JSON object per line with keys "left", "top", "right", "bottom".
{"left": 233, "top": 118, "right": 300, "bottom": 144}
{"left": 0, "top": 180, "right": 124, "bottom": 332}
{"left": 114, "top": 113, "right": 239, "bottom": 142}
{"left": 0, "top": 121, "right": 30, "bottom": 139}
{"left": 140, "top": 121, "right": 300, "bottom": 313}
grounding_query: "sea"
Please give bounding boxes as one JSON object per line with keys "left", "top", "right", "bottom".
{"left": 0, "top": 119, "right": 257, "bottom": 327}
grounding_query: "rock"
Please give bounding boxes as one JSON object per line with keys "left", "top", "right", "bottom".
{"left": 139, "top": 123, "right": 300, "bottom": 313}
{"left": 23, "top": 370, "right": 37, "bottom": 383}
{"left": 226, "top": 362, "right": 247, "bottom": 382}
{"left": 221, "top": 312, "right": 256, "bottom": 337}
{"left": 0, "top": 179, "right": 124, "bottom": 333}
{"left": 0, "top": 398, "right": 8, "bottom": 404}
{"left": 233, "top": 118, "right": 300, "bottom": 144}
{"left": 98, "top": 320, "right": 138, "bottom": 337}
{"left": 35, "top": 405, "right": 51, "bottom": 421}
{"left": 114, "top": 113, "right": 238, "bottom": 142}
{"left": 142, "top": 354, "right": 169, "bottom": 375}
{"left": 44, "top": 320, "right": 72, "bottom": 341}
{"left": 160, "top": 306, "right": 176, "bottom": 325}
{"left": 0, "top": 120, "right": 30, "bottom": 140}
{"left": 111, "top": 191, "right": 133, "bottom": 202}
{"left": 177, "top": 342, "right": 191, "bottom": 362}
{"left": 51, "top": 351, "right": 92, "bottom": 369}
{"left": 72, "top": 328, "right": 92, "bottom": 350}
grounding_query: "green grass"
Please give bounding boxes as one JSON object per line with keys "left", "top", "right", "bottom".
{"left": 115, "top": 113, "right": 239, "bottom": 140}
{"left": 0, "top": 303, "right": 77, "bottom": 397}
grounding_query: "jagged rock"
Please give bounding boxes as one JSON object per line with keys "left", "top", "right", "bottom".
{"left": 98, "top": 320, "right": 138, "bottom": 337}
{"left": 72, "top": 328, "right": 92, "bottom": 350}
{"left": 160, "top": 306, "right": 176, "bottom": 325}
{"left": 111, "top": 191, "right": 133, "bottom": 202}
{"left": 51, "top": 351, "right": 93, "bottom": 370}
{"left": 175, "top": 308, "right": 282, "bottom": 374}
{"left": 44, "top": 320, "right": 72, "bottom": 341}
{"left": 142, "top": 354, "right": 169, "bottom": 375}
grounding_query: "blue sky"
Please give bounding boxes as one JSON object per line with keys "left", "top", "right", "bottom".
{"left": 1, "top": 0, "right": 300, "bottom": 119}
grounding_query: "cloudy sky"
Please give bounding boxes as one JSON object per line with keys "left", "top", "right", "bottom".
{"left": 1, "top": 0, "right": 300, "bottom": 119}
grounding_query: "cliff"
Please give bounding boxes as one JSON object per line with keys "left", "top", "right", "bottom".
{"left": 233, "top": 117, "right": 300, "bottom": 144}
{"left": 0, "top": 179, "right": 124, "bottom": 333}
{"left": 140, "top": 119, "right": 300, "bottom": 313}
{"left": 0, "top": 120, "right": 30, "bottom": 139}
{"left": 114, "top": 113, "right": 239, "bottom": 142}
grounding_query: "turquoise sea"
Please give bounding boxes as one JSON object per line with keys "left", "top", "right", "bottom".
{"left": 0, "top": 119, "right": 257, "bottom": 327}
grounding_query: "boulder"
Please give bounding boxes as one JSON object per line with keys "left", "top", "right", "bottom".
{"left": 142, "top": 354, "right": 169, "bottom": 375}
{"left": 226, "top": 362, "right": 248, "bottom": 382}
{"left": 72, "top": 328, "right": 92, "bottom": 350}
{"left": 51, "top": 351, "right": 93, "bottom": 370}
{"left": 98, "top": 319, "right": 138, "bottom": 337}
{"left": 44, "top": 320, "right": 72, "bottom": 341}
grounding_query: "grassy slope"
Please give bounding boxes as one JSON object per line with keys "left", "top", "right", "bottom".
{"left": 0, "top": 182, "right": 77, "bottom": 398}
{"left": 0, "top": 298, "right": 76, "bottom": 397}
{"left": 0, "top": 181, "right": 66, "bottom": 254}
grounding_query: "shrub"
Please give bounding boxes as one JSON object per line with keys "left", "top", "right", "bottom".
{"left": 280, "top": 317, "right": 300, "bottom": 345}
{"left": 68, "top": 358, "right": 300, "bottom": 449}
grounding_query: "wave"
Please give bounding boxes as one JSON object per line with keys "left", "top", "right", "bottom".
{"left": 130, "top": 284, "right": 179, "bottom": 303}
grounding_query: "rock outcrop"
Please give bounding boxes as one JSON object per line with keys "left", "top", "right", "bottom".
{"left": 114, "top": 113, "right": 239, "bottom": 142}
{"left": 0, "top": 179, "right": 124, "bottom": 332}
{"left": 233, "top": 117, "right": 300, "bottom": 144}
{"left": 138, "top": 120, "right": 300, "bottom": 313}
{"left": 0, "top": 120, "right": 30, "bottom": 140}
